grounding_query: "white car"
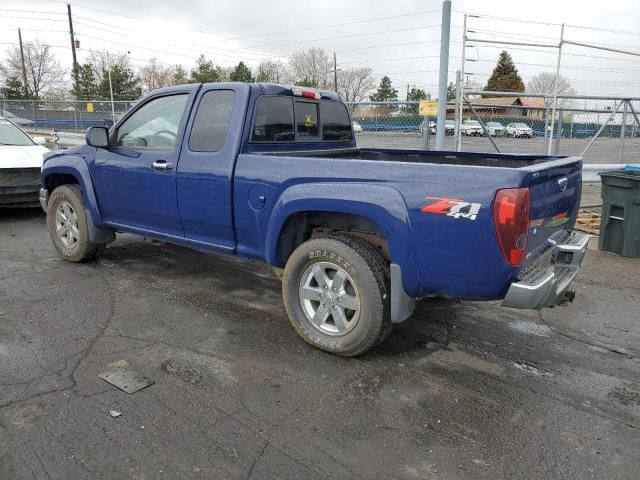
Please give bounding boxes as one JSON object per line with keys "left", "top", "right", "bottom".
{"left": 506, "top": 122, "right": 533, "bottom": 138}
{"left": 352, "top": 121, "right": 363, "bottom": 133}
{"left": 461, "top": 120, "right": 484, "bottom": 136}
{"left": 486, "top": 122, "right": 506, "bottom": 137}
{"left": 0, "top": 118, "right": 49, "bottom": 207}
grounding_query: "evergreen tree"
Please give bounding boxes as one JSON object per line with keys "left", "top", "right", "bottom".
{"left": 4, "top": 76, "right": 25, "bottom": 99}
{"left": 405, "top": 87, "right": 427, "bottom": 114}
{"left": 72, "top": 64, "right": 98, "bottom": 99}
{"left": 189, "top": 55, "right": 220, "bottom": 83}
{"left": 172, "top": 65, "right": 188, "bottom": 85}
{"left": 229, "top": 61, "right": 253, "bottom": 82}
{"left": 97, "top": 65, "right": 142, "bottom": 101}
{"left": 369, "top": 76, "right": 398, "bottom": 101}
{"left": 446, "top": 82, "right": 456, "bottom": 101}
{"left": 484, "top": 51, "right": 525, "bottom": 93}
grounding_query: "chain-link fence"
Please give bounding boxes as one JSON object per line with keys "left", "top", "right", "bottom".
{"left": 0, "top": 99, "right": 135, "bottom": 133}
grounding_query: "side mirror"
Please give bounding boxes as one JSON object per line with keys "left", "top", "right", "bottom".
{"left": 86, "top": 126, "right": 110, "bottom": 149}
{"left": 33, "top": 136, "right": 47, "bottom": 146}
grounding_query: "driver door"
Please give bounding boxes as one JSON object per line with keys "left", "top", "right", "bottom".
{"left": 92, "top": 92, "right": 191, "bottom": 237}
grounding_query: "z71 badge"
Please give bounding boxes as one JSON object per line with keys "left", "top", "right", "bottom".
{"left": 421, "top": 197, "right": 482, "bottom": 221}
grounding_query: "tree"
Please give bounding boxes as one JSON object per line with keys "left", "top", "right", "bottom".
{"left": 255, "top": 60, "right": 287, "bottom": 83}
{"left": 86, "top": 49, "right": 131, "bottom": 84}
{"left": 527, "top": 72, "right": 576, "bottom": 97}
{"left": 446, "top": 82, "right": 456, "bottom": 101}
{"left": 172, "top": 65, "right": 188, "bottom": 85}
{"left": 139, "top": 58, "right": 174, "bottom": 91}
{"left": 190, "top": 55, "right": 221, "bottom": 83}
{"left": 1, "top": 39, "right": 64, "bottom": 99}
{"left": 97, "top": 65, "right": 142, "bottom": 101}
{"left": 229, "top": 61, "right": 253, "bottom": 82}
{"left": 484, "top": 51, "right": 525, "bottom": 93}
{"left": 337, "top": 67, "right": 376, "bottom": 102}
{"left": 72, "top": 64, "right": 98, "bottom": 99}
{"left": 288, "top": 48, "right": 331, "bottom": 89}
{"left": 369, "top": 76, "right": 398, "bottom": 102}
{"left": 404, "top": 87, "right": 427, "bottom": 114}
{"left": 3, "top": 76, "right": 26, "bottom": 99}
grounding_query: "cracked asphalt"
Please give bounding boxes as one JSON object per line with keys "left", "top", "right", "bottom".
{"left": 1, "top": 208, "right": 639, "bottom": 480}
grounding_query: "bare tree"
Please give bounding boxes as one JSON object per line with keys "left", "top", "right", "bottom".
{"left": 255, "top": 59, "right": 287, "bottom": 83}
{"left": 527, "top": 72, "right": 576, "bottom": 106}
{"left": 338, "top": 67, "right": 376, "bottom": 102}
{"left": 139, "top": 58, "right": 175, "bottom": 91}
{"left": 1, "top": 39, "right": 64, "bottom": 98}
{"left": 86, "top": 49, "right": 131, "bottom": 83}
{"left": 287, "top": 48, "right": 332, "bottom": 89}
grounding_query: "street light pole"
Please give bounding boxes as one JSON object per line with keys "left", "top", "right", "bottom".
{"left": 435, "top": 0, "right": 451, "bottom": 151}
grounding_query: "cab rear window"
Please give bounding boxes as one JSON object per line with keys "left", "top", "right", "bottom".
{"left": 250, "top": 95, "right": 352, "bottom": 143}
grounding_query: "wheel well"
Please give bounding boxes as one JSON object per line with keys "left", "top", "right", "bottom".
{"left": 276, "top": 211, "right": 390, "bottom": 266}
{"left": 44, "top": 173, "right": 79, "bottom": 192}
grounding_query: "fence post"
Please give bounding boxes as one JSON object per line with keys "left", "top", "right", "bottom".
{"left": 31, "top": 100, "right": 37, "bottom": 130}
{"left": 554, "top": 109, "right": 563, "bottom": 155}
{"left": 74, "top": 101, "right": 79, "bottom": 133}
{"left": 543, "top": 98, "right": 550, "bottom": 153}
{"left": 454, "top": 70, "right": 461, "bottom": 149}
{"left": 619, "top": 100, "right": 628, "bottom": 162}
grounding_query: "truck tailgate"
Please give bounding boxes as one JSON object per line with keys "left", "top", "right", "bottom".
{"left": 524, "top": 157, "right": 582, "bottom": 262}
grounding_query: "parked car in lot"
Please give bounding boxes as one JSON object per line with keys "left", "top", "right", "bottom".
{"left": 461, "top": 120, "right": 484, "bottom": 136}
{"left": 0, "top": 117, "right": 48, "bottom": 206}
{"left": 486, "top": 121, "right": 506, "bottom": 137}
{"left": 506, "top": 122, "right": 533, "bottom": 138}
{"left": 419, "top": 119, "right": 455, "bottom": 136}
{"left": 40, "top": 83, "right": 588, "bottom": 356}
{"left": 352, "top": 121, "right": 363, "bottom": 133}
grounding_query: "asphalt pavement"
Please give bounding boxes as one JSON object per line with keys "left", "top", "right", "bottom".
{"left": 1, "top": 208, "right": 639, "bottom": 480}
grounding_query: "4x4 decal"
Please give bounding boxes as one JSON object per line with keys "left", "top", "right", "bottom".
{"left": 421, "top": 197, "right": 482, "bottom": 221}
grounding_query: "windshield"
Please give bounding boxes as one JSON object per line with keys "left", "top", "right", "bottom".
{"left": 514, "top": 123, "right": 530, "bottom": 128}
{"left": 465, "top": 121, "right": 480, "bottom": 126}
{"left": 0, "top": 119, "right": 34, "bottom": 146}
{"left": 487, "top": 122, "right": 503, "bottom": 127}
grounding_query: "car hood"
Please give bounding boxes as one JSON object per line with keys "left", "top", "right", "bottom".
{"left": 0, "top": 145, "right": 49, "bottom": 169}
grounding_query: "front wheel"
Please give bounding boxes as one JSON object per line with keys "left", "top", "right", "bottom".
{"left": 47, "top": 185, "right": 104, "bottom": 262}
{"left": 282, "top": 234, "right": 391, "bottom": 357}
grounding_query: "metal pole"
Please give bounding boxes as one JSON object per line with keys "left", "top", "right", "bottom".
{"left": 554, "top": 109, "right": 563, "bottom": 155}
{"left": 464, "top": 97, "right": 500, "bottom": 153}
{"left": 456, "top": 13, "right": 467, "bottom": 152}
{"left": 333, "top": 52, "right": 338, "bottom": 93}
{"left": 543, "top": 99, "right": 550, "bottom": 153}
{"left": 67, "top": 4, "right": 79, "bottom": 97}
{"left": 435, "top": 0, "right": 451, "bottom": 151}
{"left": 547, "top": 23, "right": 564, "bottom": 156}
{"left": 454, "top": 70, "right": 461, "bottom": 145}
{"left": 108, "top": 70, "right": 116, "bottom": 123}
{"left": 619, "top": 100, "right": 628, "bottom": 163}
{"left": 18, "top": 29, "right": 29, "bottom": 98}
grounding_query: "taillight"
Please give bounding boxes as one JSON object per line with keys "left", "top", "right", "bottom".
{"left": 493, "top": 188, "right": 530, "bottom": 266}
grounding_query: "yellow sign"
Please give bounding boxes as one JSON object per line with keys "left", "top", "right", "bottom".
{"left": 304, "top": 114, "right": 312, "bottom": 127}
{"left": 86, "top": 102, "right": 94, "bottom": 113}
{"left": 419, "top": 100, "right": 438, "bottom": 116}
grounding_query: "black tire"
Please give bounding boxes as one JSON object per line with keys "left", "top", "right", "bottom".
{"left": 47, "top": 184, "right": 104, "bottom": 263}
{"left": 282, "top": 233, "right": 391, "bottom": 357}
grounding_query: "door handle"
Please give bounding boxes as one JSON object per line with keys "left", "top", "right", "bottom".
{"left": 152, "top": 160, "right": 173, "bottom": 171}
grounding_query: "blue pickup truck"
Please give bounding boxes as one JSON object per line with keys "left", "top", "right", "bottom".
{"left": 40, "top": 83, "right": 588, "bottom": 356}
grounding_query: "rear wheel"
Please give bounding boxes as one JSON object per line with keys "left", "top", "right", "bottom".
{"left": 47, "top": 185, "right": 104, "bottom": 262}
{"left": 282, "top": 233, "right": 391, "bottom": 357}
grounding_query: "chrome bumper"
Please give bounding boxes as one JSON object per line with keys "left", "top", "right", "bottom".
{"left": 39, "top": 188, "right": 48, "bottom": 212}
{"left": 502, "top": 231, "right": 589, "bottom": 309}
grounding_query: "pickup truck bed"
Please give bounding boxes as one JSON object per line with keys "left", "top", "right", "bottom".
{"left": 40, "top": 82, "right": 588, "bottom": 356}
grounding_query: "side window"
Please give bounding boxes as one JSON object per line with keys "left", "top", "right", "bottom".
{"left": 295, "top": 101, "right": 319, "bottom": 139}
{"left": 115, "top": 94, "right": 188, "bottom": 150}
{"left": 321, "top": 101, "right": 353, "bottom": 141}
{"left": 189, "top": 90, "right": 235, "bottom": 152}
{"left": 251, "top": 96, "right": 294, "bottom": 142}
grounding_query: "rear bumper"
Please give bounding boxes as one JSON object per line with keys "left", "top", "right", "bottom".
{"left": 502, "top": 231, "right": 589, "bottom": 309}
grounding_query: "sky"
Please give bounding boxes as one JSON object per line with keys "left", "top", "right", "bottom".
{"left": 1, "top": 0, "right": 640, "bottom": 99}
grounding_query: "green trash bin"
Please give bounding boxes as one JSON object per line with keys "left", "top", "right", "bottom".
{"left": 598, "top": 170, "right": 640, "bottom": 257}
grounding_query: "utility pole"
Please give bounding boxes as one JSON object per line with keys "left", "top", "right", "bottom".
{"left": 333, "top": 52, "right": 338, "bottom": 93}
{"left": 456, "top": 13, "right": 468, "bottom": 152}
{"left": 435, "top": 0, "right": 452, "bottom": 151}
{"left": 67, "top": 3, "right": 79, "bottom": 95}
{"left": 548, "top": 22, "right": 564, "bottom": 155}
{"left": 18, "top": 29, "right": 29, "bottom": 98}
